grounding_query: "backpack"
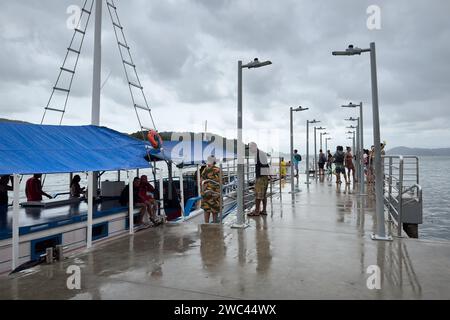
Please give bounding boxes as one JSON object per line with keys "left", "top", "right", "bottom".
{"left": 294, "top": 154, "right": 302, "bottom": 162}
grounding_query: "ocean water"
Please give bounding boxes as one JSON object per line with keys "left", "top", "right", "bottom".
{"left": 417, "top": 156, "right": 450, "bottom": 241}
{"left": 9, "top": 156, "right": 450, "bottom": 241}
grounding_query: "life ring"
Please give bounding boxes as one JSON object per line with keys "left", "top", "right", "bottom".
{"left": 147, "top": 130, "right": 163, "bottom": 149}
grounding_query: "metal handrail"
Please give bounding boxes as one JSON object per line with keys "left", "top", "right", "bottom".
{"left": 382, "top": 155, "right": 421, "bottom": 237}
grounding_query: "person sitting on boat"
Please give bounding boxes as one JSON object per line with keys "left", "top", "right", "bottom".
{"left": 201, "top": 155, "right": 222, "bottom": 223}
{"left": 70, "top": 175, "right": 85, "bottom": 198}
{"left": 0, "top": 176, "right": 13, "bottom": 226}
{"left": 248, "top": 142, "right": 270, "bottom": 216}
{"left": 25, "top": 174, "right": 52, "bottom": 202}
{"left": 120, "top": 177, "right": 146, "bottom": 224}
{"left": 138, "top": 175, "right": 161, "bottom": 226}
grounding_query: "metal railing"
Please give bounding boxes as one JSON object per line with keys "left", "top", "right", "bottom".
{"left": 383, "top": 155, "right": 423, "bottom": 237}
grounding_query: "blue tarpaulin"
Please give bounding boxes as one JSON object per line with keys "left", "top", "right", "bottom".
{"left": 148, "top": 140, "right": 237, "bottom": 166}
{"left": 0, "top": 123, "right": 151, "bottom": 175}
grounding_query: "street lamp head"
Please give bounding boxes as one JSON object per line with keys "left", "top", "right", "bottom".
{"left": 308, "top": 119, "right": 320, "bottom": 124}
{"left": 316, "top": 126, "right": 326, "bottom": 130}
{"left": 293, "top": 106, "right": 308, "bottom": 112}
{"left": 346, "top": 131, "right": 354, "bottom": 134}
{"left": 245, "top": 57, "right": 272, "bottom": 69}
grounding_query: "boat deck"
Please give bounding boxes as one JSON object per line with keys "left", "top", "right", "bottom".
{"left": 1, "top": 176, "right": 449, "bottom": 299}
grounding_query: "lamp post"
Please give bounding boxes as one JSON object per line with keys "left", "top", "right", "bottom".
{"left": 346, "top": 130, "right": 356, "bottom": 158}
{"left": 320, "top": 132, "right": 329, "bottom": 150}
{"left": 345, "top": 118, "right": 359, "bottom": 184}
{"left": 332, "top": 43, "right": 390, "bottom": 241}
{"left": 342, "top": 102, "right": 365, "bottom": 194}
{"left": 290, "top": 106, "right": 309, "bottom": 194}
{"left": 314, "top": 126, "right": 325, "bottom": 179}
{"left": 325, "top": 137, "right": 332, "bottom": 153}
{"left": 234, "top": 58, "right": 272, "bottom": 229}
{"left": 306, "top": 119, "right": 319, "bottom": 185}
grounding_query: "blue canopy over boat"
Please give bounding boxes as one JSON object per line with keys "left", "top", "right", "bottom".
{"left": 0, "top": 123, "right": 237, "bottom": 174}
{"left": 148, "top": 140, "right": 237, "bottom": 166}
{"left": 0, "top": 123, "right": 152, "bottom": 175}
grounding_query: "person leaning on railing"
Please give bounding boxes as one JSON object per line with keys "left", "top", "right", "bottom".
{"left": 248, "top": 142, "right": 270, "bottom": 216}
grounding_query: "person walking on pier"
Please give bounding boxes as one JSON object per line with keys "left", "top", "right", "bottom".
{"left": 318, "top": 149, "right": 327, "bottom": 176}
{"left": 248, "top": 142, "right": 270, "bottom": 216}
{"left": 333, "top": 146, "right": 347, "bottom": 184}
{"left": 326, "top": 150, "right": 333, "bottom": 176}
{"left": 293, "top": 149, "right": 302, "bottom": 178}
{"left": 345, "top": 146, "right": 356, "bottom": 184}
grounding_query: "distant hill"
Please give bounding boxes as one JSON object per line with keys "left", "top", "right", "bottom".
{"left": 387, "top": 146, "right": 450, "bottom": 156}
{"left": 0, "top": 118, "right": 30, "bottom": 124}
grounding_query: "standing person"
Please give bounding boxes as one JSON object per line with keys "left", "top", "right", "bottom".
{"left": 248, "top": 142, "right": 270, "bottom": 216}
{"left": 293, "top": 149, "right": 302, "bottom": 178}
{"left": 368, "top": 145, "right": 375, "bottom": 184}
{"left": 138, "top": 175, "right": 161, "bottom": 226}
{"left": 326, "top": 150, "right": 333, "bottom": 175}
{"left": 363, "top": 149, "right": 370, "bottom": 178}
{"left": 333, "top": 146, "right": 347, "bottom": 184}
{"left": 318, "top": 149, "right": 327, "bottom": 176}
{"left": 201, "top": 155, "right": 222, "bottom": 223}
{"left": 25, "top": 174, "right": 52, "bottom": 202}
{"left": 280, "top": 157, "right": 287, "bottom": 179}
{"left": 345, "top": 147, "right": 356, "bottom": 184}
{"left": 70, "top": 175, "right": 85, "bottom": 198}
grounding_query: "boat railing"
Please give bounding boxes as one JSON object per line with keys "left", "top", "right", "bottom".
{"left": 382, "top": 155, "right": 423, "bottom": 237}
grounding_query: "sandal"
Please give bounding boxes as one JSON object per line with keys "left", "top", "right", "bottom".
{"left": 260, "top": 211, "right": 267, "bottom": 215}
{"left": 247, "top": 212, "right": 260, "bottom": 216}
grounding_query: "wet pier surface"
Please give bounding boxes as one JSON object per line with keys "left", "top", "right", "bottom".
{"left": 1, "top": 176, "right": 449, "bottom": 299}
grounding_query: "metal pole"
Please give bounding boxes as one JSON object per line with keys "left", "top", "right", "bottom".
{"left": 314, "top": 127, "right": 317, "bottom": 179}
{"left": 306, "top": 120, "right": 310, "bottom": 185}
{"left": 290, "top": 107, "right": 295, "bottom": 194}
{"left": 87, "top": 171, "right": 93, "bottom": 248}
{"left": 219, "top": 164, "right": 223, "bottom": 223}
{"left": 196, "top": 164, "right": 202, "bottom": 209}
{"left": 128, "top": 171, "right": 134, "bottom": 234}
{"left": 234, "top": 60, "right": 246, "bottom": 228}
{"left": 91, "top": 0, "right": 102, "bottom": 125}
{"left": 325, "top": 139, "right": 328, "bottom": 154}
{"left": 320, "top": 132, "right": 323, "bottom": 152}
{"left": 159, "top": 173, "right": 165, "bottom": 219}
{"left": 359, "top": 102, "right": 366, "bottom": 195}
{"left": 369, "top": 42, "right": 390, "bottom": 240}
{"left": 398, "top": 157, "right": 404, "bottom": 237}
{"left": 179, "top": 168, "right": 185, "bottom": 220}
{"left": 356, "top": 124, "right": 360, "bottom": 183}
{"left": 12, "top": 174, "right": 20, "bottom": 270}
{"left": 91, "top": 0, "right": 102, "bottom": 197}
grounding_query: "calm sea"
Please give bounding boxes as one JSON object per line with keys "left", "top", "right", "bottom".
{"left": 11, "top": 156, "right": 450, "bottom": 241}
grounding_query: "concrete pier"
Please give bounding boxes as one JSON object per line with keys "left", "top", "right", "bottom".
{"left": 1, "top": 177, "right": 449, "bottom": 299}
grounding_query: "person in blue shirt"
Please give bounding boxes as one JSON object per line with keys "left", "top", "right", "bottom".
{"left": 293, "top": 149, "right": 302, "bottom": 178}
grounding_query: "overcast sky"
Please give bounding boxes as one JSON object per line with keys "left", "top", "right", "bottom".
{"left": 1, "top": 0, "right": 449, "bottom": 153}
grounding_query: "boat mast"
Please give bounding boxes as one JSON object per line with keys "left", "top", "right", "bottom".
{"left": 91, "top": 0, "right": 102, "bottom": 125}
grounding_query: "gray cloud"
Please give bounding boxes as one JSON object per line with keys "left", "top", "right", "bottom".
{"left": 0, "top": 0, "right": 449, "bottom": 152}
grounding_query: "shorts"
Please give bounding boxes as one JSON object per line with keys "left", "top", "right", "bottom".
{"left": 335, "top": 164, "right": 345, "bottom": 174}
{"left": 318, "top": 163, "right": 324, "bottom": 169}
{"left": 294, "top": 163, "right": 299, "bottom": 171}
{"left": 346, "top": 164, "right": 355, "bottom": 171}
{"left": 255, "top": 176, "right": 269, "bottom": 200}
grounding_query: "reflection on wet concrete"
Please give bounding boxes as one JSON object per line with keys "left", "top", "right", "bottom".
{"left": 0, "top": 179, "right": 448, "bottom": 299}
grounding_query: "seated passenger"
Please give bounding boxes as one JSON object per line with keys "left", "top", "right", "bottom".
{"left": 25, "top": 174, "right": 52, "bottom": 202}
{"left": 138, "top": 175, "right": 161, "bottom": 226}
{"left": 70, "top": 175, "right": 85, "bottom": 198}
